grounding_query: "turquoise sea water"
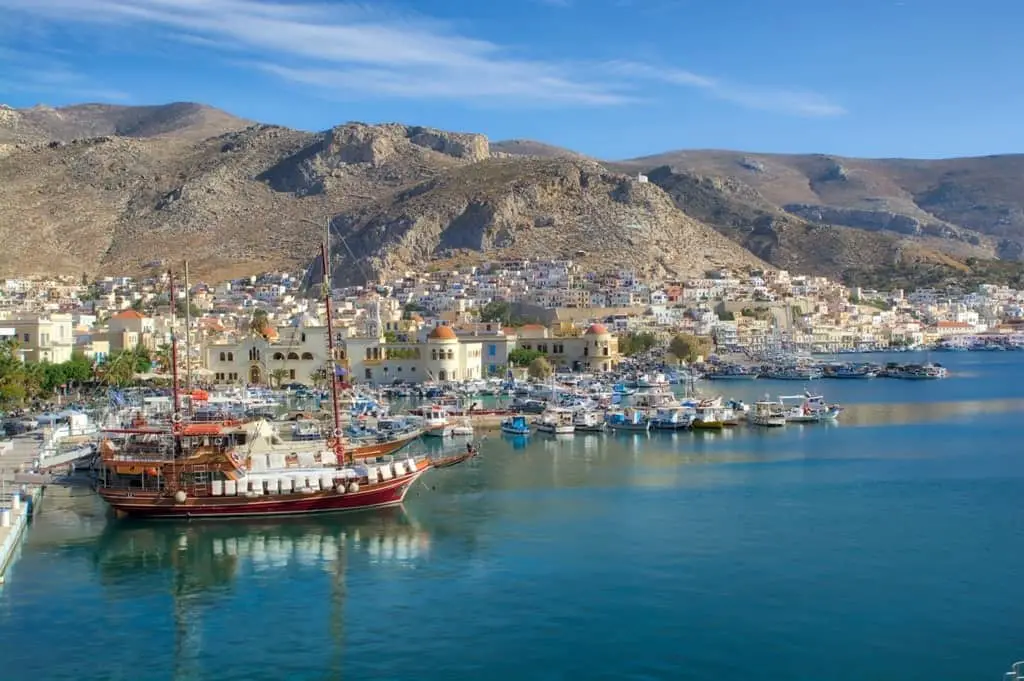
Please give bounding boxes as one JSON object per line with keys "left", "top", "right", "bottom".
{"left": 1, "top": 352, "right": 1023, "bottom": 681}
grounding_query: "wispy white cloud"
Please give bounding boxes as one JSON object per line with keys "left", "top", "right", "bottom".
{"left": 606, "top": 60, "right": 846, "bottom": 118}
{"left": 0, "top": 0, "right": 844, "bottom": 115}
{"left": 0, "top": 45, "right": 130, "bottom": 102}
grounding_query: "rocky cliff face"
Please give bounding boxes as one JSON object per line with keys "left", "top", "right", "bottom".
{"left": 330, "top": 158, "right": 766, "bottom": 285}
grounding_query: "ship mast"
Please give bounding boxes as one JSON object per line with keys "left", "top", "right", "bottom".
{"left": 169, "top": 269, "right": 182, "bottom": 422}
{"left": 321, "top": 238, "right": 346, "bottom": 465}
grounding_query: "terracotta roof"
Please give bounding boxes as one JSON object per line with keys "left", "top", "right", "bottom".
{"left": 520, "top": 323, "right": 545, "bottom": 330}
{"left": 428, "top": 325, "right": 457, "bottom": 340}
{"left": 585, "top": 323, "right": 609, "bottom": 335}
{"left": 936, "top": 321, "right": 972, "bottom": 328}
{"left": 112, "top": 309, "right": 145, "bottom": 319}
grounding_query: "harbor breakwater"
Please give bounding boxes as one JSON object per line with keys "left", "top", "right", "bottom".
{"left": 0, "top": 490, "right": 31, "bottom": 580}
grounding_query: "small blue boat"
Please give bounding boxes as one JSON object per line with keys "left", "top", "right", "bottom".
{"left": 500, "top": 415, "right": 532, "bottom": 436}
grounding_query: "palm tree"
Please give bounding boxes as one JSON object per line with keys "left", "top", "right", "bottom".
{"left": 269, "top": 368, "right": 290, "bottom": 388}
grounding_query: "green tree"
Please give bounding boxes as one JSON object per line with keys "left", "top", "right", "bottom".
{"left": 269, "top": 368, "right": 290, "bottom": 388}
{"left": 479, "top": 301, "right": 512, "bottom": 324}
{"left": 668, "top": 334, "right": 712, "bottom": 364}
{"left": 618, "top": 331, "right": 657, "bottom": 357}
{"left": 249, "top": 309, "right": 271, "bottom": 338}
{"left": 175, "top": 300, "right": 201, "bottom": 317}
{"left": 527, "top": 356, "right": 553, "bottom": 380}
{"left": 508, "top": 348, "right": 543, "bottom": 366}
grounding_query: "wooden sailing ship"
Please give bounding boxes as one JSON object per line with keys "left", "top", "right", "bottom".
{"left": 95, "top": 242, "right": 433, "bottom": 519}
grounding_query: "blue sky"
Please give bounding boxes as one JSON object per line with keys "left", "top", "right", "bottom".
{"left": 0, "top": 0, "right": 1021, "bottom": 159}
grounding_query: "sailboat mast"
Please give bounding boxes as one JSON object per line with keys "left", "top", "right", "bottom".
{"left": 183, "top": 260, "right": 192, "bottom": 395}
{"left": 169, "top": 269, "right": 181, "bottom": 420}
{"left": 321, "top": 241, "right": 345, "bottom": 463}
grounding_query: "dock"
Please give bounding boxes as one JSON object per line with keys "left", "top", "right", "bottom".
{"left": 0, "top": 437, "right": 45, "bottom": 582}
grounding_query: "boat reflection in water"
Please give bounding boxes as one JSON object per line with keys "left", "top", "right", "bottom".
{"left": 90, "top": 506, "right": 429, "bottom": 681}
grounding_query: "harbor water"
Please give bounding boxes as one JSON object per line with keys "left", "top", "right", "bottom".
{"left": 1, "top": 352, "right": 1023, "bottom": 681}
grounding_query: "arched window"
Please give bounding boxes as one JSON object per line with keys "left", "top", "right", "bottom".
{"left": 301, "top": 352, "right": 313, "bottom": 360}
{"left": 272, "top": 352, "right": 284, "bottom": 361}
{"left": 219, "top": 351, "right": 226, "bottom": 362}
{"left": 365, "top": 348, "right": 372, "bottom": 360}
{"left": 300, "top": 332, "right": 306, "bottom": 343}
{"left": 447, "top": 349, "right": 454, "bottom": 360}
{"left": 227, "top": 352, "right": 234, "bottom": 362}
{"left": 287, "top": 352, "right": 299, "bottom": 360}
{"left": 431, "top": 349, "right": 437, "bottom": 361}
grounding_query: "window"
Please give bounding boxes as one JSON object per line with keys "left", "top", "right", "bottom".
{"left": 301, "top": 352, "right": 313, "bottom": 360}
{"left": 289, "top": 369, "right": 296, "bottom": 380}
{"left": 447, "top": 349, "right": 454, "bottom": 360}
{"left": 366, "top": 348, "right": 372, "bottom": 360}
{"left": 583, "top": 346, "right": 589, "bottom": 356}
{"left": 272, "top": 352, "right": 284, "bottom": 361}
{"left": 364, "top": 368, "right": 372, "bottom": 379}
{"left": 227, "top": 352, "right": 234, "bottom": 361}
{"left": 219, "top": 351, "right": 226, "bottom": 362}
{"left": 301, "top": 332, "right": 306, "bottom": 343}
{"left": 431, "top": 349, "right": 437, "bottom": 361}
{"left": 287, "top": 352, "right": 299, "bottom": 360}
{"left": 488, "top": 344, "right": 497, "bottom": 357}
{"left": 23, "top": 333, "right": 29, "bottom": 342}
{"left": 602, "top": 347, "right": 609, "bottom": 356}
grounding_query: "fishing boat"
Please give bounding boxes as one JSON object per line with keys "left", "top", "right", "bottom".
{"left": 500, "top": 415, "right": 532, "bottom": 436}
{"left": 691, "top": 399, "right": 725, "bottom": 430}
{"left": 649, "top": 406, "right": 692, "bottom": 431}
{"left": 607, "top": 408, "right": 650, "bottom": 432}
{"left": 779, "top": 393, "right": 842, "bottom": 423}
{"left": 450, "top": 417, "right": 474, "bottom": 437}
{"left": 572, "top": 409, "right": 607, "bottom": 433}
{"left": 432, "top": 442, "right": 480, "bottom": 469}
{"left": 747, "top": 400, "right": 787, "bottom": 427}
{"left": 420, "top": 404, "right": 452, "bottom": 437}
{"left": 95, "top": 249, "right": 436, "bottom": 520}
{"left": 536, "top": 407, "right": 575, "bottom": 435}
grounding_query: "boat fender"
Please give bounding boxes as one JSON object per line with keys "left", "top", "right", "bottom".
{"left": 347, "top": 482, "right": 360, "bottom": 493}
{"left": 174, "top": 490, "right": 187, "bottom": 504}
{"left": 334, "top": 485, "right": 346, "bottom": 494}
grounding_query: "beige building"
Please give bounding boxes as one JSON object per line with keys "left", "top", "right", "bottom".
{"left": 205, "top": 324, "right": 328, "bottom": 386}
{"left": 515, "top": 323, "right": 620, "bottom": 372}
{"left": 7, "top": 313, "right": 75, "bottom": 363}
{"left": 107, "top": 309, "right": 156, "bottom": 353}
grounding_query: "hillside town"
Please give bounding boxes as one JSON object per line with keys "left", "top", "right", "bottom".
{"left": 1, "top": 259, "right": 1023, "bottom": 391}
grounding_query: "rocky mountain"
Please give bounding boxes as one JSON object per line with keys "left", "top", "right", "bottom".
{"left": 0, "top": 105, "right": 762, "bottom": 282}
{"left": 615, "top": 150, "right": 1024, "bottom": 266}
{"left": 0, "top": 102, "right": 250, "bottom": 149}
{"left": 1, "top": 101, "right": 1022, "bottom": 287}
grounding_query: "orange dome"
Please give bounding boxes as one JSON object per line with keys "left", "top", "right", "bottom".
{"left": 428, "top": 325, "right": 457, "bottom": 341}
{"left": 260, "top": 325, "right": 279, "bottom": 339}
{"left": 585, "top": 323, "right": 609, "bottom": 335}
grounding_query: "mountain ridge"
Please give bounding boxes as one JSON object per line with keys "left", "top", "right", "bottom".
{"left": 0, "top": 101, "right": 1022, "bottom": 287}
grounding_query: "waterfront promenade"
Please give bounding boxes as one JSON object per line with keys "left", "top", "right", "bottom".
{"left": 0, "top": 438, "right": 43, "bottom": 580}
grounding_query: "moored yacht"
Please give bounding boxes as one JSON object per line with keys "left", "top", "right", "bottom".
{"left": 536, "top": 407, "right": 575, "bottom": 435}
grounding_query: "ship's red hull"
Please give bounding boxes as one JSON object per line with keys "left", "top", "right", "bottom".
{"left": 97, "top": 470, "right": 425, "bottom": 519}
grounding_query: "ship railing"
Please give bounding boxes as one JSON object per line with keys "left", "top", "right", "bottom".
{"left": 1004, "top": 661, "right": 1024, "bottom": 680}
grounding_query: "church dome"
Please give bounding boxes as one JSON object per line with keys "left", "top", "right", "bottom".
{"left": 585, "top": 323, "right": 609, "bottom": 336}
{"left": 427, "top": 325, "right": 458, "bottom": 341}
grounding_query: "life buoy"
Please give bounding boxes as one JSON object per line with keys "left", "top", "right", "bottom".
{"left": 326, "top": 437, "right": 337, "bottom": 448}
{"left": 213, "top": 437, "right": 224, "bottom": 446}
{"left": 332, "top": 428, "right": 342, "bottom": 438}
{"left": 171, "top": 412, "right": 183, "bottom": 424}
{"left": 171, "top": 423, "right": 183, "bottom": 435}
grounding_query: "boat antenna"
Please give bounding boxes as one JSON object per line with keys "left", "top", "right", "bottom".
{"left": 321, "top": 239, "right": 346, "bottom": 465}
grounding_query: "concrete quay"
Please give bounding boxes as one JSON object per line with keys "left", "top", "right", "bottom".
{"left": 0, "top": 437, "right": 44, "bottom": 582}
